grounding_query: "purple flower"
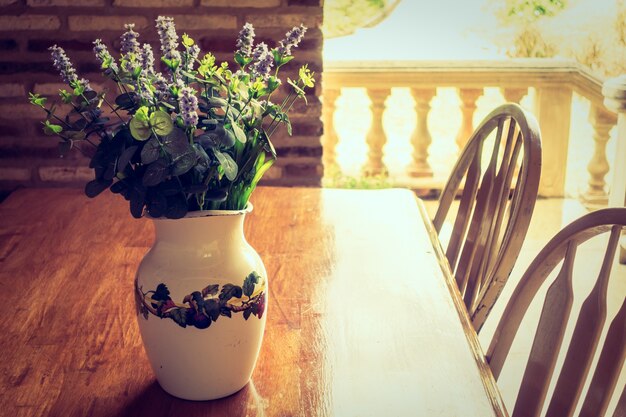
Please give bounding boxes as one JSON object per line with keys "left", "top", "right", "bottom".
{"left": 277, "top": 24, "right": 307, "bottom": 57}
{"left": 49, "top": 45, "right": 90, "bottom": 89}
{"left": 120, "top": 23, "right": 140, "bottom": 56}
{"left": 155, "top": 16, "right": 181, "bottom": 69}
{"left": 136, "top": 77, "right": 153, "bottom": 103}
{"left": 153, "top": 73, "right": 170, "bottom": 100}
{"left": 93, "top": 39, "right": 119, "bottom": 73}
{"left": 184, "top": 44, "right": 200, "bottom": 72}
{"left": 236, "top": 22, "right": 255, "bottom": 58}
{"left": 178, "top": 86, "right": 198, "bottom": 128}
{"left": 250, "top": 42, "right": 273, "bottom": 80}
{"left": 140, "top": 44, "right": 155, "bottom": 74}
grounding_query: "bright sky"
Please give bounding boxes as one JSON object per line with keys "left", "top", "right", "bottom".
{"left": 323, "top": 0, "right": 618, "bottom": 61}
{"left": 323, "top": 0, "right": 504, "bottom": 61}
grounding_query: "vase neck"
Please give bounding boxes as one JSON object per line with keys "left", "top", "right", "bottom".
{"left": 152, "top": 213, "right": 246, "bottom": 247}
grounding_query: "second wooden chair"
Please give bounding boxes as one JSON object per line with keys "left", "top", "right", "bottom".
{"left": 433, "top": 103, "right": 542, "bottom": 332}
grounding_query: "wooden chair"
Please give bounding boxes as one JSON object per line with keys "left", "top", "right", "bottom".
{"left": 486, "top": 207, "right": 626, "bottom": 417}
{"left": 433, "top": 103, "right": 542, "bottom": 331}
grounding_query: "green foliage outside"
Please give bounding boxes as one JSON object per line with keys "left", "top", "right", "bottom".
{"left": 323, "top": 0, "right": 394, "bottom": 38}
{"left": 489, "top": 0, "right": 626, "bottom": 76}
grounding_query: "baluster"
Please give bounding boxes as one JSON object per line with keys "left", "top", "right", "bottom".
{"left": 581, "top": 104, "right": 617, "bottom": 208}
{"left": 363, "top": 88, "right": 390, "bottom": 176}
{"left": 321, "top": 88, "right": 341, "bottom": 176}
{"left": 534, "top": 86, "right": 573, "bottom": 197}
{"left": 602, "top": 75, "right": 626, "bottom": 264}
{"left": 407, "top": 88, "right": 436, "bottom": 177}
{"left": 501, "top": 87, "right": 527, "bottom": 104}
{"left": 456, "top": 88, "right": 483, "bottom": 151}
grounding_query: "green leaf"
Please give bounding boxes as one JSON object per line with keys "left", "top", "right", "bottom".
{"left": 65, "top": 130, "right": 86, "bottom": 141}
{"left": 243, "top": 309, "right": 252, "bottom": 320}
{"left": 29, "top": 92, "right": 47, "bottom": 108}
{"left": 205, "top": 96, "right": 228, "bottom": 109}
{"left": 130, "top": 116, "right": 151, "bottom": 141}
{"left": 135, "top": 105, "right": 150, "bottom": 122}
{"left": 182, "top": 33, "right": 195, "bottom": 47}
{"left": 251, "top": 157, "right": 275, "bottom": 187}
{"left": 171, "top": 150, "right": 197, "bottom": 176}
{"left": 242, "top": 271, "right": 260, "bottom": 297}
{"left": 115, "top": 92, "right": 137, "bottom": 110}
{"left": 201, "top": 284, "right": 219, "bottom": 297}
{"left": 162, "top": 128, "right": 190, "bottom": 157}
{"left": 229, "top": 122, "right": 247, "bottom": 144}
{"left": 165, "top": 194, "right": 187, "bottom": 219}
{"left": 219, "top": 284, "right": 242, "bottom": 304}
{"left": 168, "top": 308, "right": 188, "bottom": 328}
{"left": 214, "top": 150, "right": 238, "bottom": 181}
{"left": 150, "top": 110, "right": 173, "bottom": 136}
{"left": 140, "top": 137, "right": 161, "bottom": 164}
{"left": 152, "top": 283, "right": 171, "bottom": 301}
{"left": 142, "top": 158, "right": 169, "bottom": 187}
{"left": 117, "top": 145, "right": 138, "bottom": 173}
{"left": 85, "top": 178, "right": 112, "bottom": 198}
{"left": 42, "top": 120, "right": 62, "bottom": 135}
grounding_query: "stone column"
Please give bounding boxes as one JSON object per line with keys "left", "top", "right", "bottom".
{"left": 534, "top": 86, "right": 573, "bottom": 197}
{"left": 602, "top": 75, "right": 626, "bottom": 263}
{"left": 407, "top": 88, "right": 436, "bottom": 178}
{"left": 321, "top": 89, "right": 341, "bottom": 176}
{"left": 455, "top": 88, "right": 483, "bottom": 151}
{"left": 580, "top": 104, "right": 617, "bottom": 208}
{"left": 363, "top": 88, "right": 391, "bottom": 176}
{"left": 501, "top": 87, "right": 528, "bottom": 104}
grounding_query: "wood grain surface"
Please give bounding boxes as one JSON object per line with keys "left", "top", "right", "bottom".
{"left": 0, "top": 187, "right": 506, "bottom": 417}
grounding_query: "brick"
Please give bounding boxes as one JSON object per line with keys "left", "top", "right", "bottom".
{"left": 68, "top": 15, "right": 149, "bottom": 31}
{"left": 171, "top": 15, "right": 237, "bottom": 31}
{"left": 0, "top": 104, "right": 46, "bottom": 119}
{"left": 276, "top": 146, "right": 322, "bottom": 158}
{"left": 0, "top": 122, "right": 22, "bottom": 137}
{"left": 0, "top": 39, "right": 18, "bottom": 51}
{"left": 28, "top": 0, "right": 105, "bottom": 5}
{"left": 261, "top": 165, "right": 283, "bottom": 180}
{"left": 0, "top": 61, "right": 56, "bottom": 75}
{"left": 0, "top": 167, "right": 31, "bottom": 181}
{"left": 38, "top": 165, "right": 92, "bottom": 182}
{"left": 0, "top": 83, "right": 25, "bottom": 98}
{"left": 114, "top": 0, "right": 193, "bottom": 6}
{"left": 33, "top": 82, "right": 67, "bottom": 95}
{"left": 29, "top": 38, "right": 94, "bottom": 52}
{"left": 244, "top": 13, "right": 322, "bottom": 29}
{"left": 283, "top": 162, "right": 323, "bottom": 177}
{"left": 200, "top": 0, "right": 280, "bottom": 6}
{"left": 33, "top": 82, "right": 105, "bottom": 96}
{"left": 291, "top": 122, "right": 322, "bottom": 137}
{"left": 198, "top": 36, "right": 236, "bottom": 53}
{"left": 0, "top": 15, "right": 61, "bottom": 31}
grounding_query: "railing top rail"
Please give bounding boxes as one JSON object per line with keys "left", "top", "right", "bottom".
{"left": 324, "top": 58, "right": 606, "bottom": 107}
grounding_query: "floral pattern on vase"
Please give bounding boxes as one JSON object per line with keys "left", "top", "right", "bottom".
{"left": 135, "top": 271, "right": 266, "bottom": 329}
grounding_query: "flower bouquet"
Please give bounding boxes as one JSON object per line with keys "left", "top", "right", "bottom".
{"left": 29, "top": 16, "right": 315, "bottom": 218}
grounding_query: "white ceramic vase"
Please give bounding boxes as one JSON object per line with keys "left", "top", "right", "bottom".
{"left": 134, "top": 205, "right": 267, "bottom": 400}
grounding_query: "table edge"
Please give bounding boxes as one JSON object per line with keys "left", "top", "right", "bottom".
{"left": 415, "top": 197, "right": 510, "bottom": 417}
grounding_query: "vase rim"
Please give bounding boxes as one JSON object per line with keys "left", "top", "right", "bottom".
{"left": 147, "top": 203, "right": 253, "bottom": 221}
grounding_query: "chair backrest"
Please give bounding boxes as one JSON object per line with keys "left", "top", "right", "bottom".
{"left": 433, "top": 103, "right": 542, "bottom": 331}
{"left": 486, "top": 207, "right": 626, "bottom": 417}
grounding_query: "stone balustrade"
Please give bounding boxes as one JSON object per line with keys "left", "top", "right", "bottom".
{"left": 323, "top": 59, "right": 618, "bottom": 201}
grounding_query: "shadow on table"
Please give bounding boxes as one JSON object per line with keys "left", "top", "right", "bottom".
{"left": 113, "top": 380, "right": 265, "bottom": 417}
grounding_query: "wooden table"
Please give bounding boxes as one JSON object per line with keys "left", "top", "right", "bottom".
{"left": 0, "top": 187, "right": 507, "bottom": 417}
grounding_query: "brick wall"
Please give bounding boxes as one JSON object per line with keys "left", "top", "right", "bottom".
{"left": 0, "top": 0, "right": 324, "bottom": 192}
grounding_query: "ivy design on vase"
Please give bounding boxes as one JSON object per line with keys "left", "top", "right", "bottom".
{"left": 135, "top": 271, "right": 266, "bottom": 329}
